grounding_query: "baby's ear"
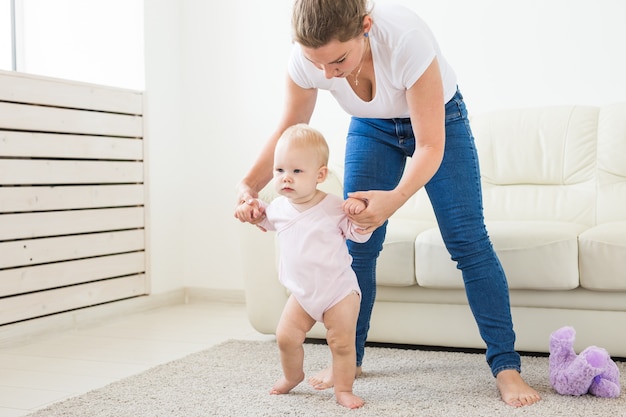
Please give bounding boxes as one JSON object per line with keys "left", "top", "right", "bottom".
{"left": 317, "top": 166, "right": 328, "bottom": 183}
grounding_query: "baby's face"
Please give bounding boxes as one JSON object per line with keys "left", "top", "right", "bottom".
{"left": 273, "top": 143, "right": 324, "bottom": 204}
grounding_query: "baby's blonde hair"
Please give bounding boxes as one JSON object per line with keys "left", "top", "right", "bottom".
{"left": 277, "top": 123, "right": 329, "bottom": 167}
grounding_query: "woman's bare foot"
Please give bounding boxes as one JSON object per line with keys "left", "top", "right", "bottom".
{"left": 496, "top": 369, "right": 541, "bottom": 407}
{"left": 308, "top": 366, "right": 362, "bottom": 390}
{"left": 270, "top": 373, "right": 304, "bottom": 395}
{"left": 335, "top": 391, "right": 365, "bottom": 409}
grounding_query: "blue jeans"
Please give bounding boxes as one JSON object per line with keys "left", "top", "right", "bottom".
{"left": 344, "top": 88, "right": 521, "bottom": 377}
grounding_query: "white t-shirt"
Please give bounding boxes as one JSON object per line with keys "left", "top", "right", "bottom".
{"left": 288, "top": 3, "right": 457, "bottom": 119}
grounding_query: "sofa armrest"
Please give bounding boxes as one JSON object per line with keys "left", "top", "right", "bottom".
{"left": 238, "top": 221, "right": 286, "bottom": 334}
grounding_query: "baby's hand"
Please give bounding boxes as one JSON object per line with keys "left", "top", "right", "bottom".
{"left": 234, "top": 199, "right": 253, "bottom": 222}
{"left": 343, "top": 196, "right": 368, "bottom": 215}
{"left": 234, "top": 199, "right": 266, "bottom": 230}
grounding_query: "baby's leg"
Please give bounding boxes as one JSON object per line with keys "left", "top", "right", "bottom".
{"left": 323, "top": 292, "right": 364, "bottom": 409}
{"left": 271, "top": 295, "right": 315, "bottom": 395}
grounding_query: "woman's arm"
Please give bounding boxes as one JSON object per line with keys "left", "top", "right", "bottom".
{"left": 234, "top": 74, "right": 318, "bottom": 224}
{"left": 347, "top": 58, "right": 445, "bottom": 233}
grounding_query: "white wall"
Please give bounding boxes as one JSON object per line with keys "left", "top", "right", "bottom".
{"left": 400, "top": 0, "right": 626, "bottom": 113}
{"left": 143, "top": 1, "right": 185, "bottom": 294}
{"left": 143, "top": 0, "right": 626, "bottom": 294}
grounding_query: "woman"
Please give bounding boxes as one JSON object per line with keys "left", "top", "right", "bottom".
{"left": 235, "top": 0, "right": 541, "bottom": 407}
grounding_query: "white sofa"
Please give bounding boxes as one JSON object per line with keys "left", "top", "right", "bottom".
{"left": 239, "top": 103, "right": 626, "bottom": 357}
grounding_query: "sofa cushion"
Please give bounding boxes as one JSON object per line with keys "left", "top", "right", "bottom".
{"left": 377, "top": 218, "right": 435, "bottom": 286}
{"left": 413, "top": 221, "right": 587, "bottom": 290}
{"left": 597, "top": 102, "right": 626, "bottom": 223}
{"left": 472, "top": 106, "right": 598, "bottom": 226}
{"left": 579, "top": 221, "right": 626, "bottom": 290}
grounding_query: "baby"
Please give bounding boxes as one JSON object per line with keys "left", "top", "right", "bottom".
{"left": 235, "top": 124, "right": 371, "bottom": 409}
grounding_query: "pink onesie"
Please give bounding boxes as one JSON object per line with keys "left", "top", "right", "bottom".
{"left": 258, "top": 193, "right": 371, "bottom": 322}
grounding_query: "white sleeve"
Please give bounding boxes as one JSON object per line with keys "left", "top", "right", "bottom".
{"left": 395, "top": 28, "right": 438, "bottom": 89}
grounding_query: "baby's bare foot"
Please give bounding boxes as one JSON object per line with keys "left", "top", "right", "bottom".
{"left": 496, "top": 369, "right": 541, "bottom": 407}
{"left": 308, "top": 366, "right": 333, "bottom": 390}
{"left": 335, "top": 391, "right": 365, "bottom": 409}
{"left": 270, "top": 374, "right": 304, "bottom": 395}
{"left": 308, "top": 366, "right": 362, "bottom": 390}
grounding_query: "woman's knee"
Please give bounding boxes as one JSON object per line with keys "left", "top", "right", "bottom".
{"left": 449, "top": 234, "right": 496, "bottom": 267}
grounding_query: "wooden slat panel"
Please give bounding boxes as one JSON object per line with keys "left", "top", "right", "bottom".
{"left": 0, "top": 229, "right": 145, "bottom": 269}
{"left": 0, "top": 185, "right": 145, "bottom": 213}
{"left": 0, "top": 274, "right": 147, "bottom": 325}
{"left": 0, "top": 159, "right": 143, "bottom": 185}
{"left": 0, "top": 131, "right": 143, "bottom": 160}
{"left": 0, "top": 102, "right": 142, "bottom": 137}
{"left": 0, "top": 207, "right": 144, "bottom": 241}
{"left": 0, "top": 69, "right": 142, "bottom": 115}
{"left": 0, "top": 252, "right": 145, "bottom": 297}
{"left": 0, "top": 71, "right": 147, "bottom": 325}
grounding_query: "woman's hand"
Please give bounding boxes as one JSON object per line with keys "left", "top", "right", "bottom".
{"left": 344, "top": 190, "right": 406, "bottom": 234}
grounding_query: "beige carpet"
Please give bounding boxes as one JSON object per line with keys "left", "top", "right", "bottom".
{"left": 27, "top": 339, "right": 625, "bottom": 417}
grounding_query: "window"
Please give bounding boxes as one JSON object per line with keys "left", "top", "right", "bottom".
{"left": 0, "top": 0, "right": 13, "bottom": 71}
{"left": 0, "top": 0, "right": 143, "bottom": 89}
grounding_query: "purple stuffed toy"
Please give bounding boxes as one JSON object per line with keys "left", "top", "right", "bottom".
{"left": 549, "top": 326, "right": 621, "bottom": 398}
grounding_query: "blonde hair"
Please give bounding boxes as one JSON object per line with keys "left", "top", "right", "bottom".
{"left": 278, "top": 123, "right": 329, "bottom": 167}
{"left": 292, "top": 0, "right": 371, "bottom": 48}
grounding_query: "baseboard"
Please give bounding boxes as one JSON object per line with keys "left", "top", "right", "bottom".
{"left": 0, "top": 287, "right": 247, "bottom": 348}
{"left": 0, "top": 289, "right": 186, "bottom": 348}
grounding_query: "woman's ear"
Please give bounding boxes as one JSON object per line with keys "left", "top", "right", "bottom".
{"left": 362, "top": 15, "right": 372, "bottom": 34}
{"left": 317, "top": 166, "right": 328, "bottom": 183}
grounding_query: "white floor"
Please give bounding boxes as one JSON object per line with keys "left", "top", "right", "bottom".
{"left": 0, "top": 301, "right": 275, "bottom": 417}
